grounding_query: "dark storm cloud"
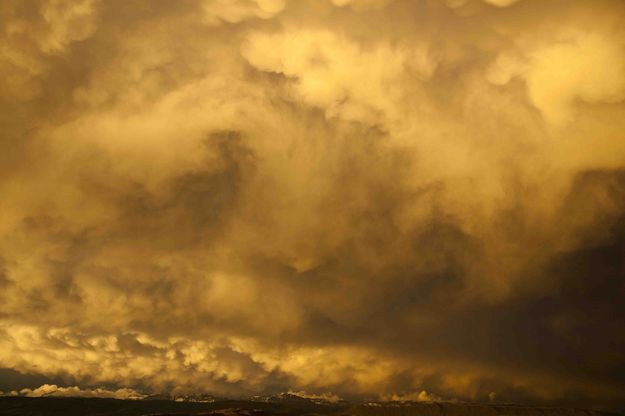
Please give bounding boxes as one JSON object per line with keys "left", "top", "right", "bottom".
{"left": 0, "top": 368, "right": 63, "bottom": 393}
{"left": 1, "top": 0, "right": 625, "bottom": 411}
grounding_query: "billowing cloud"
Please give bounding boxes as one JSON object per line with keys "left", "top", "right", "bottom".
{"left": 1, "top": 0, "right": 625, "bottom": 412}
{"left": 287, "top": 390, "right": 342, "bottom": 403}
{"left": 380, "top": 390, "right": 445, "bottom": 402}
{"left": 18, "top": 384, "right": 145, "bottom": 400}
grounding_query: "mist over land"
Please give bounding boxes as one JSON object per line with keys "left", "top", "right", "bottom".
{"left": 1, "top": 0, "right": 625, "bottom": 414}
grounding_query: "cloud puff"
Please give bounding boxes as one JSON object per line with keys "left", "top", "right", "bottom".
{"left": 380, "top": 390, "right": 445, "bottom": 402}
{"left": 242, "top": 27, "right": 437, "bottom": 123}
{"left": 202, "top": 0, "right": 285, "bottom": 25}
{"left": 483, "top": 0, "right": 519, "bottom": 7}
{"left": 287, "top": 390, "right": 342, "bottom": 403}
{"left": 488, "top": 30, "right": 625, "bottom": 124}
{"left": 19, "top": 384, "right": 145, "bottom": 400}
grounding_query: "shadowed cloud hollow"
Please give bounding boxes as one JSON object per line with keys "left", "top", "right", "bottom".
{"left": 1, "top": 0, "right": 625, "bottom": 411}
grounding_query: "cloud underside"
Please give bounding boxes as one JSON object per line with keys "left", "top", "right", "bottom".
{"left": 1, "top": 0, "right": 625, "bottom": 409}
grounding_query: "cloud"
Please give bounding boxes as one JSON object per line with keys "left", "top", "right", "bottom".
{"left": 287, "top": 390, "right": 342, "bottom": 403}
{"left": 380, "top": 390, "right": 446, "bottom": 402}
{"left": 201, "top": 0, "right": 286, "bottom": 25}
{"left": 19, "top": 384, "right": 145, "bottom": 400}
{"left": 242, "top": 27, "right": 437, "bottom": 123}
{"left": 330, "top": 0, "right": 393, "bottom": 11}
{"left": 483, "top": 0, "right": 519, "bottom": 7}
{"left": 0, "top": 0, "right": 98, "bottom": 101}
{"left": 488, "top": 30, "right": 625, "bottom": 125}
{"left": 380, "top": 390, "right": 455, "bottom": 402}
{"left": 1, "top": 0, "right": 625, "bottom": 411}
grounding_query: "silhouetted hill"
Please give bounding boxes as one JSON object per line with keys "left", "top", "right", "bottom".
{"left": 346, "top": 402, "right": 619, "bottom": 416}
{"left": 0, "top": 396, "right": 336, "bottom": 416}
{"left": 0, "top": 397, "right": 620, "bottom": 416}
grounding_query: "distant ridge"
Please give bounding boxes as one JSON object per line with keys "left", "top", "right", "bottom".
{"left": 350, "top": 402, "right": 616, "bottom": 416}
{"left": 0, "top": 396, "right": 621, "bottom": 416}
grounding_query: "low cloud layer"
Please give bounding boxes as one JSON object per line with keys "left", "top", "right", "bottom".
{"left": 17, "top": 384, "right": 145, "bottom": 400}
{"left": 1, "top": 0, "right": 625, "bottom": 411}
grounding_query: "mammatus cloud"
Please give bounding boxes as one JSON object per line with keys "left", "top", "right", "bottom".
{"left": 1, "top": 0, "right": 625, "bottom": 411}
{"left": 202, "top": 0, "right": 286, "bottom": 25}
{"left": 487, "top": 32, "right": 625, "bottom": 125}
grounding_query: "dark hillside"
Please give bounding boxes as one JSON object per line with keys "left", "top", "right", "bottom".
{"left": 0, "top": 397, "right": 620, "bottom": 416}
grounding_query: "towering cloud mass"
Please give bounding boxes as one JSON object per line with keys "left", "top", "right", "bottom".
{"left": 1, "top": 0, "right": 625, "bottom": 410}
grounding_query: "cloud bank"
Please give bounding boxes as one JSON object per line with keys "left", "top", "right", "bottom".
{"left": 1, "top": 0, "right": 625, "bottom": 410}
{"left": 17, "top": 384, "right": 145, "bottom": 400}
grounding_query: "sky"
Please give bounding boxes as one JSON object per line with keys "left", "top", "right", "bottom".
{"left": 1, "top": 0, "right": 625, "bottom": 411}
